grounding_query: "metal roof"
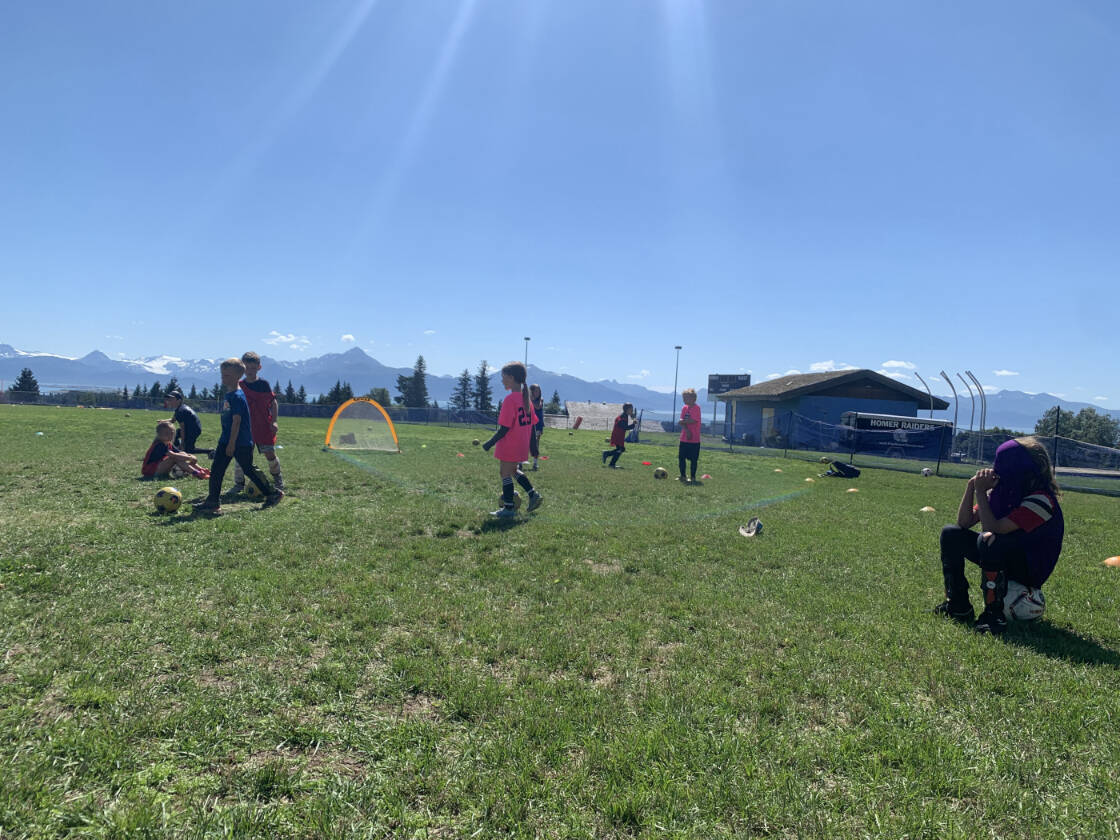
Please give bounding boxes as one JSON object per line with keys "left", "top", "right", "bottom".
{"left": 715, "top": 369, "right": 950, "bottom": 410}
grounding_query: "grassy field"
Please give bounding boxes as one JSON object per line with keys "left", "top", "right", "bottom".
{"left": 2, "top": 404, "right": 1119, "bottom": 839}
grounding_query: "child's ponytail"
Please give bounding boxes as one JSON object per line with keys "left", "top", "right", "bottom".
{"left": 500, "top": 361, "right": 531, "bottom": 415}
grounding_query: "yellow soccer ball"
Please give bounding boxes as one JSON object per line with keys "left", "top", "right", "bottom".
{"left": 154, "top": 486, "right": 182, "bottom": 514}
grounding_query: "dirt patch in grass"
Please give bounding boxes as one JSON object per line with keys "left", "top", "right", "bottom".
{"left": 585, "top": 558, "right": 621, "bottom": 575}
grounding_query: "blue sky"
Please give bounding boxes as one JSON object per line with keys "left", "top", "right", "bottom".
{"left": 2, "top": 1, "right": 1118, "bottom": 402}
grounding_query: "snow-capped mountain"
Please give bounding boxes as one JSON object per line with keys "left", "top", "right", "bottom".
{"left": 2, "top": 342, "right": 1115, "bottom": 428}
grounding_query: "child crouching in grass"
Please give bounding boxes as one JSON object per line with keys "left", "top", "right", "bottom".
{"left": 934, "top": 436, "right": 1064, "bottom": 634}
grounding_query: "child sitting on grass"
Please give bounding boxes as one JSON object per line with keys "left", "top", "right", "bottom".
{"left": 934, "top": 436, "right": 1064, "bottom": 635}
{"left": 141, "top": 421, "right": 209, "bottom": 479}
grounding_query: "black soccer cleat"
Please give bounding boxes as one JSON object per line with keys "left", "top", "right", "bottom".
{"left": 973, "top": 606, "right": 1007, "bottom": 635}
{"left": 933, "top": 600, "right": 975, "bottom": 624}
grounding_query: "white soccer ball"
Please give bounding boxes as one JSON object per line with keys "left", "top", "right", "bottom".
{"left": 921, "top": 467, "right": 932, "bottom": 477}
{"left": 1003, "top": 580, "right": 1045, "bottom": 622}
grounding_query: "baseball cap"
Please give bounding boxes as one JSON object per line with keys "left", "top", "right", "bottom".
{"left": 165, "top": 388, "right": 184, "bottom": 400}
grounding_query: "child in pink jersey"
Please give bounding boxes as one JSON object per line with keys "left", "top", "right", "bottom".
{"left": 481, "top": 361, "right": 543, "bottom": 518}
{"left": 677, "top": 387, "right": 702, "bottom": 484}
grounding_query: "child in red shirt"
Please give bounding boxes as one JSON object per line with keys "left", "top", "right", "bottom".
{"left": 601, "top": 403, "right": 636, "bottom": 468}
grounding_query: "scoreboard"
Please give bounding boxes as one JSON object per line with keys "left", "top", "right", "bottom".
{"left": 707, "top": 374, "right": 752, "bottom": 396}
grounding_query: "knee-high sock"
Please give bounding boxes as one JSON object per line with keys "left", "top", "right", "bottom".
{"left": 515, "top": 469, "right": 534, "bottom": 493}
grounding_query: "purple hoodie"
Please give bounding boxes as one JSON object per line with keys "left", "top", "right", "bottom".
{"left": 989, "top": 439, "right": 1040, "bottom": 518}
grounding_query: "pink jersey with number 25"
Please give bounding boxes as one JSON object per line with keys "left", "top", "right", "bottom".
{"left": 495, "top": 391, "right": 537, "bottom": 462}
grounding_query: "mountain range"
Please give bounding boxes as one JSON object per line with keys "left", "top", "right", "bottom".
{"left": 0, "top": 344, "right": 700, "bottom": 414}
{"left": 2, "top": 343, "right": 1117, "bottom": 431}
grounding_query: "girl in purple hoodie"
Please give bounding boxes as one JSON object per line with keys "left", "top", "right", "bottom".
{"left": 934, "top": 436, "right": 1064, "bottom": 634}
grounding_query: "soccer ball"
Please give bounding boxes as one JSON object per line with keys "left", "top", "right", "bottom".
{"left": 154, "top": 486, "right": 182, "bottom": 514}
{"left": 921, "top": 467, "right": 932, "bottom": 477}
{"left": 497, "top": 490, "right": 522, "bottom": 510}
{"left": 1004, "top": 580, "right": 1046, "bottom": 622}
{"left": 653, "top": 467, "right": 668, "bottom": 479}
{"left": 245, "top": 481, "right": 266, "bottom": 500}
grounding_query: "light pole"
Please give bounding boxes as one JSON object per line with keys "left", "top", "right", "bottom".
{"left": 671, "top": 345, "right": 682, "bottom": 431}
{"left": 957, "top": 373, "right": 975, "bottom": 462}
{"left": 523, "top": 337, "right": 530, "bottom": 367}
{"left": 914, "top": 372, "right": 934, "bottom": 418}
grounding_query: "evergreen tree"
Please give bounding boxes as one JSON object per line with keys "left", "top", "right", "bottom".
{"left": 410, "top": 355, "right": 429, "bottom": 407}
{"left": 341, "top": 382, "right": 354, "bottom": 402}
{"left": 9, "top": 368, "right": 39, "bottom": 395}
{"left": 473, "top": 360, "right": 494, "bottom": 412}
{"left": 149, "top": 381, "right": 163, "bottom": 399}
{"left": 135, "top": 383, "right": 144, "bottom": 399}
{"left": 545, "top": 389, "right": 562, "bottom": 414}
{"left": 297, "top": 385, "right": 307, "bottom": 404}
{"left": 189, "top": 384, "right": 198, "bottom": 400}
{"left": 394, "top": 373, "right": 411, "bottom": 405}
{"left": 212, "top": 382, "right": 223, "bottom": 401}
{"left": 327, "top": 380, "right": 343, "bottom": 404}
{"left": 285, "top": 380, "right": 297, "bottom": 403}
{"left": 368, "top": 387, "right": 391, "bottom": 406}
{"left": 165, "top": 376, "right": 180, "bottom": 394}
{"left": 451, "top": 368, "right": 473, "bottom": 411}
{"left": 200, "top": 388, "right": 210, "bottom": 400}
{"left": 122, "top": 385, "right": 129, "bottom": 400}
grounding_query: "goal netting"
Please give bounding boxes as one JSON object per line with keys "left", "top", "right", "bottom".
{"left": 325, "top": 398, "right": 400, "bottom": 452}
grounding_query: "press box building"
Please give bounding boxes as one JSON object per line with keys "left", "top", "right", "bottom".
{"left": 716, "top": 369, "right": 950, "bottom": 447}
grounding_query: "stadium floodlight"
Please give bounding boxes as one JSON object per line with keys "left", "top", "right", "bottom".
{"left": 671, "top": 345, "right": 682, "bottom": 431}
{"left": 914, "top": 372, "right": 934, "bottom": 418}
{"left": 524, "top": 337, "right": 530, "bottom": 367}
{"left": 957, "top": 373, "right": 975, "bottom": 462}
{"left": 965, "top": 370, "right": 986, "bottom": 462}
{"left": 939, "top": 370, "right": 958, "bottom": 437}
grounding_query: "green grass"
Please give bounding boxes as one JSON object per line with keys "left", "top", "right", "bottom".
{"left": 2, "top": 404, "right": 1119, "bottom": 839}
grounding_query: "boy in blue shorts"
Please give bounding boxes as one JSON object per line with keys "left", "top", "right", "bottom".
{"left": 193, "top": 359, "right": 281, "bottom": 515}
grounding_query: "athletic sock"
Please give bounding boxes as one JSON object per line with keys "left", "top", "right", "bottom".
{"left": 502, "top": 476, "right": 515, "bottom": 508}
{"left": 515, "top": 471, "right": 534, "bottom": 493}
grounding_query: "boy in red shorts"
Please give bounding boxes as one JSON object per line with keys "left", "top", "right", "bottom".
{"left": 231, "top": 351, "right": 285, "bottom": 494}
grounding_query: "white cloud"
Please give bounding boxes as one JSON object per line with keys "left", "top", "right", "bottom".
{"left": 263, "top": 330, "right": 310, "bottom": 349}
{"left": 810, "top": 360, "right": 856, "bottom": 372}
{"left": 992, "top": 369, "right": 1019, "bottom": 377}
{"left": 423, "top": 329, "right": 436, "bottom": 335}
{"left": 880, "top": 360, "right": 916, "bottom": 370}
{"left": 766, "top": 370, "right": 802, "bottom": 380}
{"left": 1094, "top": 396, "right": 1110, "bottom": 403}
{"left": 340, "top": 334, "right": 355, "bottom": 343}
{"left": 877, "top": 369, "right": 910, "bottom": 381}
{"left": 626, "top": 369, "right": 651, "bottom": 380}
